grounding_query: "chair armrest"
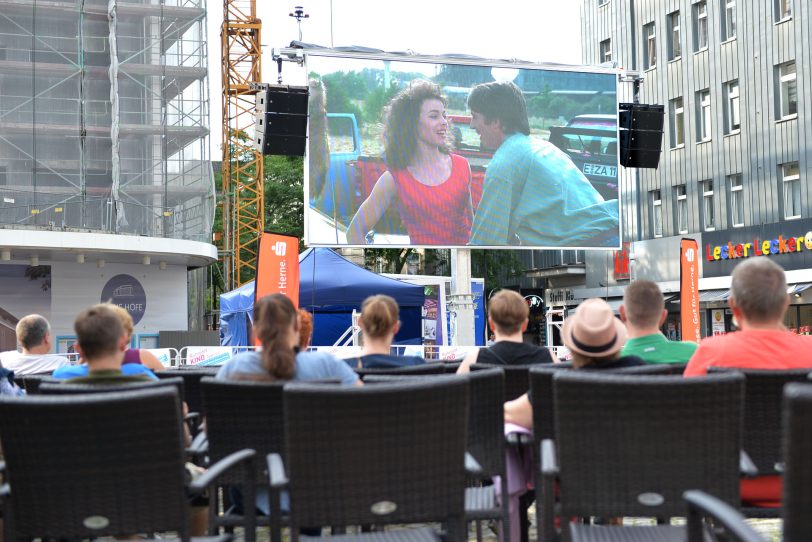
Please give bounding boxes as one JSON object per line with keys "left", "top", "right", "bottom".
{"left": 684, "top": 490, "right": 765, "bottom": 542}
{"left": 185, "top": 431, "right": 209, "bottom": 459}
{"left": 740, "top": 450, "right": 758, "bottom": 477}
{"left": 540, "top": 439, "right": 559, "bottom": 542}
{"left": 188, "top": 448, "right": 256, "bottom": 494}
{"left": 465, "top": 452, "right": 483, "bottom": 477}
{"left": 268, "top": 452, "right": 288, "bottom": 489}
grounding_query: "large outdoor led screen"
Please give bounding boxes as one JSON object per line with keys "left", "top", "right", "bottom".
{"left": 304, "top": 51, "right": 620, "bottom": 249}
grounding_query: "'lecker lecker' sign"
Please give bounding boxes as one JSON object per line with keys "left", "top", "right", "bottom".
{"left": 706, "top": 232, "right": 812, "bottom": 262}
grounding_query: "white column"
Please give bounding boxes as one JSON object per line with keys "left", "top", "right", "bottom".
{"left": 449, "top": 248, "right": 475, "bottom": 345}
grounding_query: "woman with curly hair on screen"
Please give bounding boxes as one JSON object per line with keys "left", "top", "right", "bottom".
{"left": 347, "top": 80, "right": 473, "bottom": 245}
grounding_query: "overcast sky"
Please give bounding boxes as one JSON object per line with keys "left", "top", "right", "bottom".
{"left": 206, "top": 0, "right": 585, "bottom": 155}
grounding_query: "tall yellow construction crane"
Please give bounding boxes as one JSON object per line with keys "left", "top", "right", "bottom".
{"left": 221, "top": 0, "right": 264, "bottom": 289}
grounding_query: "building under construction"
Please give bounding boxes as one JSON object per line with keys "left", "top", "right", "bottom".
{"left": 0, "top": 0, "right": 213, "bottom": 239}
{"left": 0, "top": 0, "right": 217, "bottom": 344}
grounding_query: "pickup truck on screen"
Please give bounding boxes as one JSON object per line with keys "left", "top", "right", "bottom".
{"left": 316, "top": 112, "right": 618, "bottom": 235}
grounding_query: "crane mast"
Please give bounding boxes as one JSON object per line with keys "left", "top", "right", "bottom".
{"left": 221, "top": 0, "right": 264, "bottom": 289}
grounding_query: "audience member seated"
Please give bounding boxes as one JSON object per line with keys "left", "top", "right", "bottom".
{"left": 0, "top": 314, "right": 70, "bottom": 375}
{"left": 504, "top": 298, "right": 643, "bottom": 429}
{"left": 685, "top": 257, "right": 812, "bottom": 508}
{"left": 458, "top": 289, "right": 553, "bottom": 374}
{"left": 620, "top": 280, "right": 697, "bottom": 363}
{"left": 685, "top": 258, "right": 812, "bottom": 375}
{"left": 216, "top": 293, "right": 361, "bottom": 386}
{"left": 65, "top": 304, "right": 153, "bottom": 384}
{"left": 108, "top": 304, "right": 165, "bottom": 371}
{"left": 53, "top": 304, "right": 158, "bottom": 380}
{"left": 354, "top": 295, "right": 425, "bottom": 369}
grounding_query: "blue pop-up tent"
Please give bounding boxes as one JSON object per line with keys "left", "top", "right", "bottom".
{"left": 219, "top": 248, "right": 424, "bottom": 346}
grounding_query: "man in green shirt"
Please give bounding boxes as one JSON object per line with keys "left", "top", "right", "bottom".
{"left": 620, "top": 280, "right": 697, "bottom": 364}
{"left": 66, "top": 304, "right": 151, "bottom": 384}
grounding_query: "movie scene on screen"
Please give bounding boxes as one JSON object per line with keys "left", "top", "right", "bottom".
{"left": 304, "top": 52, "right": 620, "bottom": 250}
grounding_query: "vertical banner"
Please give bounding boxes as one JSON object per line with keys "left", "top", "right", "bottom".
{"left": 255, "top": 233, "right": 300, "bottom": 307}
{"left": 680, "top": 238, "right": 701, "bottom": 343}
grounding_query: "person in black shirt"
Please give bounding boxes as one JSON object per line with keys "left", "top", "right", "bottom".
{"left": 457, "top": 289, "right": 553, "bottom": 374}
{"left": 355, "top": 295, "right": 425, "bottom": 369}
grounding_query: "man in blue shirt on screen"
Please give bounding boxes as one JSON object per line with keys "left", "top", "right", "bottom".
{"left": 467, "top": 81, "right": 619, "bottom": 247}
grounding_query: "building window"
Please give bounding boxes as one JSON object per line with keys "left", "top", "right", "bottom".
{"left": 668, "top": 11, "right": 681, "bottom": 60}
{"left": 697, "top": 89, "right": 711, "bottom": 142}
{"left": 598, "top": 0, "right": 609, "bottom": 5}
{"left": 701, "top": 180, "right": 715, "bottom": 230}
{"left": 643, "top": 22, "right": 656, "bottom": 69}
{"left": 651, "top": 190, "right": 663, "bottom": 238}
{"left": 776, "top": 0, "right": 792, "bottom": 21}
{"left": 778, "top": 62, "right": 797, "bottom": 119}
{"left": 669, "top": 97, "right": 685, "bottom": 148}
{"left": 722, "top": 0, "right": 736, "bottom": 40}
{"left": 675, "top": 184, "right": 688, "bottom": 234}
{"left": 728, "top": 174, "right": 744, "bottom": 227}
{"left": 724, "top": 80, "right": 740, "bottom": 134}
{"left": 694, "top": 1, "right": 708, "bottom": 51}
{"left": 782, "top": 162, "right": 801, "bottom": 219}
{"left": 600, "top": 39, "right": 612, "bottom": 63}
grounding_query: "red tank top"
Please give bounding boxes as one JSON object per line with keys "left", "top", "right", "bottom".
{"left": 392, "top": 153, "right": 472, "bottom": 245}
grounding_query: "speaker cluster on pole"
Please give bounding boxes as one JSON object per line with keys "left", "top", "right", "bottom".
{"left": 618, "top": 102, "right": 664, "bottom": 168}
{"left": 253, "top": 84, "right": 309, "bottom": 157}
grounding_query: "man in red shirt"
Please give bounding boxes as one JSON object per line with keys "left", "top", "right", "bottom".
{"left": 684, "top": 257, "right": 812, "bottom": 508}
{"left": 684, "top": 257, "right": 812, "bottom": 376}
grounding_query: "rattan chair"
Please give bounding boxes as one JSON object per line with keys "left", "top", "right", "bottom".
{"left": 684, "top": 490, "right": 765, "bottom": 542}
{"left": 157, "top": 366, "right": 220, "bottom": 415}
{"left": 361, "top": 369, "right": 509, "bottom": 542}
{"left": 0, "top": 387, "right": 255, "bottom": 541}
{"left": 709, "top": 367, "right": 811, "bottom": 517}
{"left": 271, "top": 377, "right": 471, "bottom": 542}
{"left": 540, "top": 371, "right": 745, "bottom": 542}
{"left": 471, "top": 362, "right": 539, "bottom": 401}
{"left": 200, "top": 377, "right": 287, "bottom": 542}
{"left": 684, "top": 382, "right": 812, "bottom": 542}
{"left": 464, "top": 368, "right": 510, "bottom": 542}
{"left": 783, "top": 382, "right": 812, "bottom": 542}
{"left": 355, "top": 361, "right": 447, "bottom": 380}
{"left": 14, "top": 373, "right": 54, "bottom": 394}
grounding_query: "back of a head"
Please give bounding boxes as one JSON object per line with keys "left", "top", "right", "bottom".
{"left": 623, "top": 280, "right": 664, "bottom": 329}
{"left": 488, "top": 290, "right": 528, "bottom": 335}
{"left": 254, "top": 294, "right": 298, "bottom": 380}
{"left": 105, "top": 303, "right": 134, "bottom": 340}
{"left": 730, "top": 258, "right": 788, "bottom": 324}
{"left": 467, "top": 81, "right": 530, "bottom": 136}
{"left": 297, "top": 309, "right": 313, "bottom": 350}
{"left": 15, "top": 314, "right": 50, "bottom": 351}
{"left": 360, "top": 294, "right": 399, "bottom": 340}
{"left": 74, "top": 304, "right": 124, "bottom": 361}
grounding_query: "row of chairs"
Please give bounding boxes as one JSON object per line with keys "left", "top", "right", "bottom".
{"left": 7, "top": 361, "right": 811, "bottom": 542}
{"left": 0, "top": 373, "right": 485, "bottom": 542}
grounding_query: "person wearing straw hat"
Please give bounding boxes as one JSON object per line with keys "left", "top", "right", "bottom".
{"left": 504, "top": 298, "right": 644, "bottom": 428}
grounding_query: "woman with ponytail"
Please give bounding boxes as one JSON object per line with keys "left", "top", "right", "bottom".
{"left": 216, "top": 294, "right": 360, "bottom": 386}
{"left": 356, "top": 295, "right": 425, "bottom": 369}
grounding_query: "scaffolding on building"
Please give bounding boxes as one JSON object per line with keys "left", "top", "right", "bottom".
{"left": 0, "top": 0, "right": 214, "bottom": 242}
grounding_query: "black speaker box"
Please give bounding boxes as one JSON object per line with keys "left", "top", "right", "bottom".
{"left": 618, "top": 103, "right": 664, "bottom": 168}
{"left": 254, "top": 85, "right": 309, "bottom": 156}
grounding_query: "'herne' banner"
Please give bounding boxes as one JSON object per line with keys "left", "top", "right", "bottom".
{"left": 255, "top": 233, "right": 300, "bottom": 308}
{"left": 680, "top": 238, "right": 701, "bottom": 343}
